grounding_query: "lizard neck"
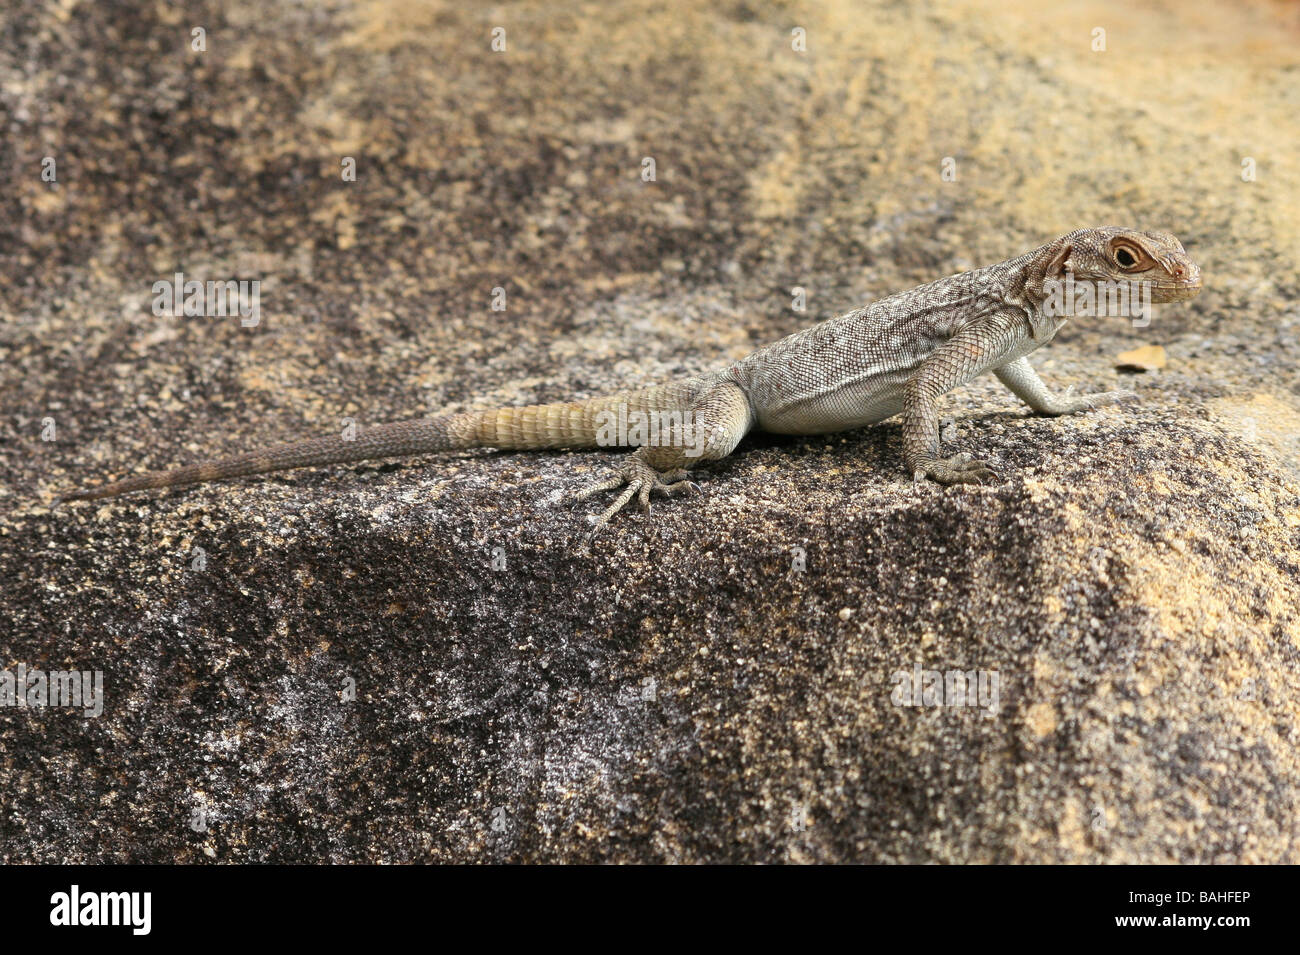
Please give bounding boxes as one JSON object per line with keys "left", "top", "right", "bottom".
{"left": 998, "top": 243, "right": 1073, "bottom": 342}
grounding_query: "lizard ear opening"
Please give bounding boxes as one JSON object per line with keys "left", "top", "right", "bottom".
{"left": 1026, "top": 239, "right": 1072, "bottom": 300}
{"left": 1043, "top": 240, "right": 1072, "bottom": 279}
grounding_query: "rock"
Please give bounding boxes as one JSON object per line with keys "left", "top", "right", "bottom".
{"left": 2, "top": 0, "right": 1299, "bottom": 864}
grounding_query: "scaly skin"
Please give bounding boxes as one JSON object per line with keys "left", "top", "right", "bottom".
{"left": 64, "top": 227, "right": 1202, "bottom": 533}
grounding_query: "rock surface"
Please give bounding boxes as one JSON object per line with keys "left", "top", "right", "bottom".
{"left": 1, "top": 0, "right": 1298, "bottom": 862}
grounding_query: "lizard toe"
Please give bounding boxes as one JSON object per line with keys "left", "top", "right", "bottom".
{"left": 589, "top": 481, "right": 640, "bottom": 535}
{"left": 917, "top": 455, "right": 999, "bottom": 486}
{"left": 579, "top": 457, "right": 703, "bottom": 536}
{"left": 572, "top": 474, "right": 623, "bottom": 503}
{"left": 1090, "top": 389, "right": 1139, "bottom": 409}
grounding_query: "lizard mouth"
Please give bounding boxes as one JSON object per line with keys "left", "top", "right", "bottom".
{"left": 1158, "top": 261, "right": 1202, "bottom": 297}
{"left": 1150, "top": 281, "right": 1202, "bottom": 302}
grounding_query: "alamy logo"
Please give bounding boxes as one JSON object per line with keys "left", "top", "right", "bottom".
{"left": 0, "top": 664, "right": 103, "bottom": 718}
{"left": 1041, "top": 276, "right": 1153, "bottom": 327}
{"left": 594, "top": 405, "right": 705, "bottom": 456}
{"left": 890, "top": 663, "right": 1000, "bottom": 718}
{"left": 50, "top": 885, "right": 151, "bottom": 935}
{"left": 152, "top": 271, "right": 260, "bottom": 326}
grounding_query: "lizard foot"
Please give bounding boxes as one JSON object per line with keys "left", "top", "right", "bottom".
{"left": 1045, "top": 388, "right": 1139, "bottom": 416}
{"left": 572, "top": 460, "right": 700, "bottom": 536}
{"left": 913, "top": 452, "right": 999, "bottom": 486}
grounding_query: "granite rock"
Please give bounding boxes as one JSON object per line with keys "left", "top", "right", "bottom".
{"left": 2, "top": 0, "right": 1298, "bottom": 862}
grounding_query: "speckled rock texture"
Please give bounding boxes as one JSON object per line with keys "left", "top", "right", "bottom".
{"left": 2, "top": 0, "right": 1298, "bottom": 863}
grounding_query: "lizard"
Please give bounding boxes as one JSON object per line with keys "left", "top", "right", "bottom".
{"left": 62, "top": 227, "right": 1202, "bottom": 532}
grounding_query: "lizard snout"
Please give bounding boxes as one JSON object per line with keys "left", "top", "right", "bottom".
{"left": 1153, "top": 261, "right": 1202, "bottom": 301}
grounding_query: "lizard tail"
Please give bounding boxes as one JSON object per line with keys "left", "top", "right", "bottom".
{"left": 61, "top": 384, "right": 694, "bottom": 502}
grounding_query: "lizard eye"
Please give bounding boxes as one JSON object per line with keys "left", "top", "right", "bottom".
{"left": 1109, "top": 240, "right": 1151, "bottom": 271}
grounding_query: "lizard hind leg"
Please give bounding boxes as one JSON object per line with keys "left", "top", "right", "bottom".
{"left": 571, "top": 379, "right": 753, "bottom": 536}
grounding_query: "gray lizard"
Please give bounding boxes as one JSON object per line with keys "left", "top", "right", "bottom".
{"left": 64, "top": 227, "right": 1202, "bottom": 530}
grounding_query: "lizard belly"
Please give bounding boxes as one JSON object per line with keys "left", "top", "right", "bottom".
{"left": 755, "top": 373, "right": 909, "bottom": 435}
{"left": 750, "top": 328, "right": 1046, "bottom": 436}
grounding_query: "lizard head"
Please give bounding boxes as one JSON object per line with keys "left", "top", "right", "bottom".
{"left": 1042, "top": 227, "right": 1203, "bottom": 304}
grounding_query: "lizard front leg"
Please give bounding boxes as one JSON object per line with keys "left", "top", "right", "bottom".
{"left": 993, "top": 356, "right": 1135, "bottom": 416}
{"left": 573, "top": 380, "right": 753, "bottom": 532}
{"left": 903, "top": 318, "right": 1021, "bottom": 486}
